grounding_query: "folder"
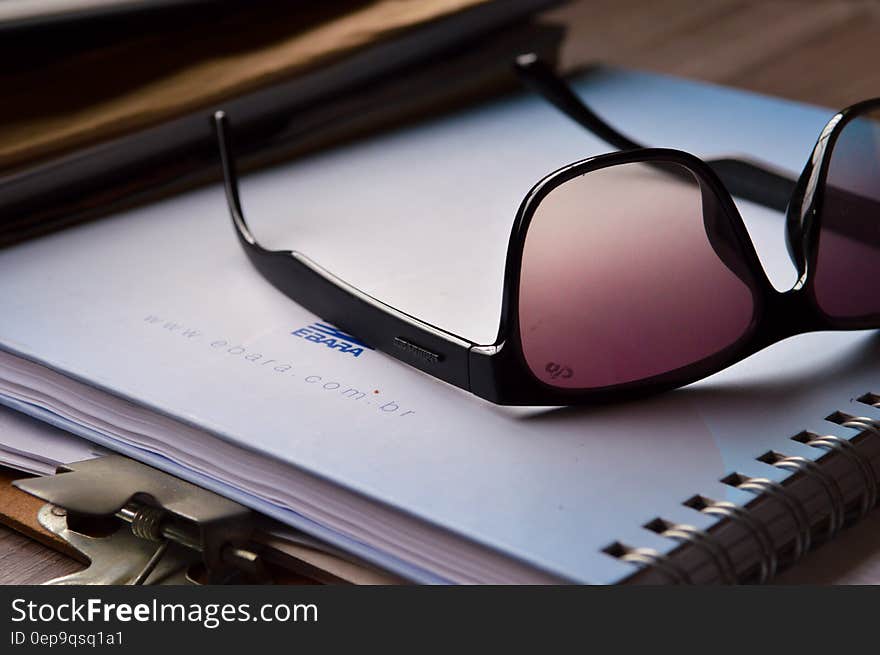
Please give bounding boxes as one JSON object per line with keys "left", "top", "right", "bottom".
{"left": 0, "top": 0, "right": 561, "bottom": 247}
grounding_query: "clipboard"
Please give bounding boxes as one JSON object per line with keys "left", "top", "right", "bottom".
{"left": 3, "top": 457, "right": 404, "bottom": 585}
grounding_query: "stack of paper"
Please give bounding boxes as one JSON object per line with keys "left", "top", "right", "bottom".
{"left": 0, "top": 405, "right": 104, "bottom": 475}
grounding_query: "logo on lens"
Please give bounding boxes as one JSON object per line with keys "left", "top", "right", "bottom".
{"left": 545, "top": 362, "right": 573, "bottom": 379}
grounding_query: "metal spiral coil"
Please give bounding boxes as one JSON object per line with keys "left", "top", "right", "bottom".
{"left": 838, "top": 417, "right": 880, "bottom": 491}
{"left": 734, "top": 476, "right": 812, "bottom": 563}
{"left": 659, "top": 522, "right": 738, "bottom": 584}
{"left": 839, "top": 415, "right": 880, "bottom": 439}
{"left": 699, "top": 500, "right": 777, "bottom": 583}
{"left": 804, "top": 433, "right": 877, "bottom": 517}
{"left": 620, "top": 547, "right": 692, "bottom": 584}
{"left": 770, "top": 455, "right": 846, "bottom": 540}
{"left": 605, "top": 396, "right": 880, "bottom": 585}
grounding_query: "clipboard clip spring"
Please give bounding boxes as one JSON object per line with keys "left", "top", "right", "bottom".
{"left": 15, "top": 455, "right": 267, "bottom": 585}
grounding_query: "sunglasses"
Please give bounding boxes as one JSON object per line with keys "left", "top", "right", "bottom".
{"left": 212, "top": 54, "right": 880, "bottom": 406}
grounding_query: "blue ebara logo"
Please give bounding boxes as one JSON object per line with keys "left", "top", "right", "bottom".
{"left": 292, "top": 322, "right": 373, "bottom": 358}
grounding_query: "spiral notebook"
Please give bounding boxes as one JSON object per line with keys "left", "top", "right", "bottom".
{"left": 1, "top": 66, "right": 879, "bottom": 584}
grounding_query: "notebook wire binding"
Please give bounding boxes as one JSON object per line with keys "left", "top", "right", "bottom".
{"left": 604, "top": 392, "right": 880, "bottom": 584}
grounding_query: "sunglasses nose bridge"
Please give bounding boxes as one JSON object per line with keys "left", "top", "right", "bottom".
{"left": 757, "top": 288, "right": 823, "bottom": 343}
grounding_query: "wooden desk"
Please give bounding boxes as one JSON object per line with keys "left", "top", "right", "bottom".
{"left": 0, "top": 522, "right": 81, "bottom": 584}
{"left": 550, "top": 0, "right": 880, "bottom": 108}
{"left": 3, "top": 0, "right": 880, "bottom": 585}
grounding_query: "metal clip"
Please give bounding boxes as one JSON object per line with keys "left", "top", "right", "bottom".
{"left": 15, "top": 456, "right": 265, "bottom": 585}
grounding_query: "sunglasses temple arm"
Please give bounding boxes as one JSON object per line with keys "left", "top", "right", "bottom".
{"left": 212, "top": 110, "right": 267, "bottom": 251}
{"left": 705, "top": 157, "right": 795, "bottom": 212}
{"left": 513, "top": 53, "right": 641, "bottom": 151}
{"left": 513, "top": 53, "right": 795, "bottom": 213}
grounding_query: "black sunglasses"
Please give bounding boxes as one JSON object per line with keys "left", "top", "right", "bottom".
{"left": 212, "top": 54, "right": 880, "bottom": 406}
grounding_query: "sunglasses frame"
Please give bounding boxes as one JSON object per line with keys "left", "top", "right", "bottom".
{"left": 213, "top": 68, "right": 880, "bottom": 406}
{"left": 786, "top": 97, "right": 880, "bottom": 330}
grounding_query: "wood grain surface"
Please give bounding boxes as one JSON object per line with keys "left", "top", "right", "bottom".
{"left": 0, "top": 525, "right": 82, "bottom": 585}
{"left": 548, "top": 0, "right": 880, "bottom": 108}
{"left": 3, "top": 0, "right": 880, "bottom": 585}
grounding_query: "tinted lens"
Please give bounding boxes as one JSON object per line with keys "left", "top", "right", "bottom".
{"left": 813, "top": 107, "right": 880, "bottom": 321}
{"left": 518, "top": 161, "right": 757, "bottom": 390}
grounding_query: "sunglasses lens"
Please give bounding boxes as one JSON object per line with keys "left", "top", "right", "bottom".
{"left": 518, "top": 160, "right": 757, "bottom": 390}
{"left": 813, "top": 107, "right": 880, "bottom": 322}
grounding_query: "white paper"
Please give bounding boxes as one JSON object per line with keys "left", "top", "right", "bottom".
{"left": 0, "top": 403, "right": 105, "bottom": 474}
